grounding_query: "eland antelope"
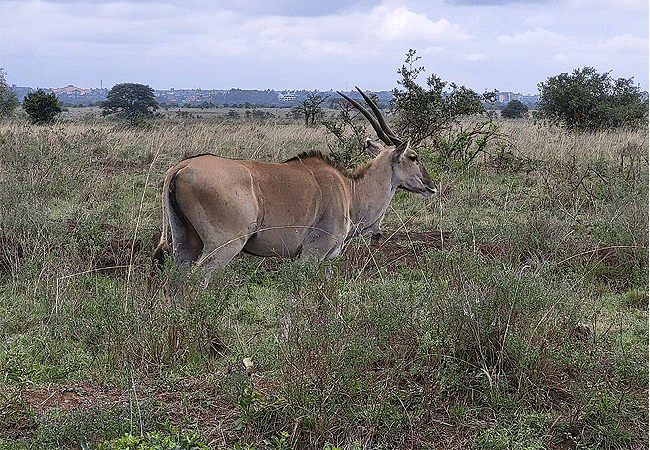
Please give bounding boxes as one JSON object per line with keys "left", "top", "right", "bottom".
{"left": 152, "top": 87, "right": 436, "bottom": 279}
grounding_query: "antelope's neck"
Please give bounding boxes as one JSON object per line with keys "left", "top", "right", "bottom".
{"left": 347, "top": 150, "right": 396, "bottom": 238}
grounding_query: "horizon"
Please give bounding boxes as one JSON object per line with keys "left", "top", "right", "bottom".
{"left": 14, "top": 83, "right": 543, "bottom": 96}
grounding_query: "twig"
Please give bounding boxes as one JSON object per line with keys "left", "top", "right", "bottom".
{"left": 125, "top": 128, "right": 172, "bottom": 304}
{"left": 556, "top": 245, "right": 643, "bottom": 265}
{"left": 54, "top": 265, "right": 133, "bottom": 316}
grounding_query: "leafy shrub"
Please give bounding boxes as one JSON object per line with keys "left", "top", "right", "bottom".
{"left": 537, "top": 67, "right": 648, "bottom": 131}
{"left": 501, "top": 100, "right": 528, "bottom": 119}
{"left": 391, "top": 49, "right": 496, "bottom": 147}
{"left": 292, "top": 92, "right": 328, "bottom": 126}
{"left": 23, "top": 89, "right": 62, "bottom": 124}
{"left": 0, "top": 68, "right": 19, "bottom": 118}
{"left": 434, "top": 120, "right": 500, "bottom": 170}
{"left": 98, "top": 429, "right": 209, "bottom": 450}
{"left": 390, "top": 49, "right": 504, "bottom": 170}
{"left": 323, "top": 102, "right": 369, "bottom": 168}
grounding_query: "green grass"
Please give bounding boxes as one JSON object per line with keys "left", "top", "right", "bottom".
{"left": 0, "top": 114, "right": 647, "bottom": 449}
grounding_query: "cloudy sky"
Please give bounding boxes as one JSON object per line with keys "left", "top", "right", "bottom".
{"left": 1, "top": 0, "right": 648, "bottom": 95}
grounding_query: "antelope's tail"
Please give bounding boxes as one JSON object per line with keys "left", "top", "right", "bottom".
{"left": 151, "top": 170, "right": 176, "bottom": 271}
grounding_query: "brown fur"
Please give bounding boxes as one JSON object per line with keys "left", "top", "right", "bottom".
{"left": 153, "top": 87, "right": 437, "bottom": 282}
{"left": 153, "top": 142, "right": 435, "bottom": 281}
{"left": 284, "top": 151, "right": 369, "bottom": 180}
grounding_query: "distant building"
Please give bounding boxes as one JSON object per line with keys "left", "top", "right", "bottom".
{"left": 278, "top": 92, "right": 297, "bottom": 102}
{"left": 51, "top": 85, "right": 92, "bottom": 96}
{"left": 496, "top": 91, "right": 538, "bottom": 106}
{"left": 521, "top": 94, "right": 539, "bottom": 105}
{"left": 51, "top": 86, "right": 108, "bottom": 104}
{"left": 496, "top": 91, "right": 522, "bottom": 103}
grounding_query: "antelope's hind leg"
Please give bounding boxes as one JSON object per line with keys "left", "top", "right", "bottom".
{"left": 172, "top": 224, "right": 203, "bottom": 265}
{"left": 194, "top": 234, "right": 249, "bottom": 286}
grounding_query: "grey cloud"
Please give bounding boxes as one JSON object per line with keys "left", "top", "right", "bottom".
{"left": 223, "top": 0, "right": 380, "bottom": 17}
{"left": 444, "top": 0, "right": 551, "bottom": 5}
{"left": 48, "top": 0, "right": 380, "bottom": 17}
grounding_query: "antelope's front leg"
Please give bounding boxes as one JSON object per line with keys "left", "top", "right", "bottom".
{"left": 298, "top": 237, "right": 344, "bottom": 262}
{"left": 363, "top": 219, "right": 383, "bottom": 245}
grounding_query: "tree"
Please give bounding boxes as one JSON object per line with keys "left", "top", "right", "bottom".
{"left": 101, "top": 83, "right": 158, "bottom": 121}
{"left": 501, "top": 100, "right": 528, "bottom": 119}
{"left": 23, "top": 89, "right": 62, "bottom": 124}
{"left": 293, "top": 93, "right": 328, "bottom": 126}
{"left": 0, "top": 68, "right": 19, "bottom": 118}
{"left": 392, "top": 49, "right": 496, "bottom": 147}
{"left": 391, "top": 49, "right": 499, "bottom": 169}
{"left": 537, "top": 67, "right": 648, "bottom": 131}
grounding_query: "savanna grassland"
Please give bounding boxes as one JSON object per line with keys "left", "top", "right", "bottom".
{"left": 0, "top": 109, "right": 647, "bottom": 450}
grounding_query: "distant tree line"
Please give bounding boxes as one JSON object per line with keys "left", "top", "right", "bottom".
{"left": 0, "top": 65, "right": 646, "bottom": 132}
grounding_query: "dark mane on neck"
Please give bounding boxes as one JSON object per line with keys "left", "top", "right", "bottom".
{"left": 284, "top": 151, "right": 369, "bottom": 180}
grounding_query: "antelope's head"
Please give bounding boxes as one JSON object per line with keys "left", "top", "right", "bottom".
{"left": 390, "top": 141, "right": 436, "bottom": 196}
{"left": 337, "top": 87, "right": 436, "bottom": 197}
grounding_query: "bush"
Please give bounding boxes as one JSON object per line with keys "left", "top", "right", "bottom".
{"left": 0, "top": 68, "right": 18, "bottom": 118}
{"left": 23, "top": 89, "right": 62, "bottom": 124}
{"left": 323, "top": 102, "right": 369, "bottom": 169}
{"left": 501, "top": 100, "right": 528, "bottom": 119}
{"left": 391, "top": 49, "right": 496, "bottom": 147}
{"left": 292, "top": 92, "right": 328, "bottom": 126}
{"left": 98, "top": 429, "right": 209, "bottom": 450}
{"left": 537, "top": 67, "right": 648, "bottom": 131}
{"left": 390, "top": 49, "right": 503, "bottom": 170}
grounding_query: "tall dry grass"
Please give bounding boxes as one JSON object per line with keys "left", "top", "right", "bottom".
{"left": 0, "top": 114, "right": 647, "bottom": 449}
{"left": 499, "top": 118, "right": 648, "bottom": 164}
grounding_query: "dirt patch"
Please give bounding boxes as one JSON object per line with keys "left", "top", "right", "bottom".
{"left": 66, "top": 219, "right": 148, "bottom": 276}
{"left": 20, "top": 384, "right": 126, "bottom": 413}
{"left": 244, "top": 229, "right": 453, "bottom": 275}
{"left": 342, "top": 230, "right": 452, "bottom": 274}
{"left": 3, "top": 379, "right": 473, "bottom": 448}
{"left": 0, "top": 379, "right": 237, "bottom": 443}
{"left": 0, "top": 383, "right": 128, "bottom": 441}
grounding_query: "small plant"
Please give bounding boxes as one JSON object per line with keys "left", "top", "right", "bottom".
{"left": 624, "top": 288, "right": 649, "bottom": 309}
{"left": 98, "top": 428, "right": 209, "bottom": 450}
{"left": 263, "top": 431, "right": 290, "bottom": 450}
{"left": 234, "top": 383, "right": 266, "bottom": 431}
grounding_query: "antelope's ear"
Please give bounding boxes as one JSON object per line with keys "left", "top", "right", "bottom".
{"left": 365, "top": 139, "right": 384, "bottom": 157}
{"left": 392, "top": 141, "right": 409, "bottom": 160}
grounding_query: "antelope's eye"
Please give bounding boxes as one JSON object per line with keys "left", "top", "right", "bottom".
{"left": 408, "top": 154, "right": 418, "bottom": 161}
